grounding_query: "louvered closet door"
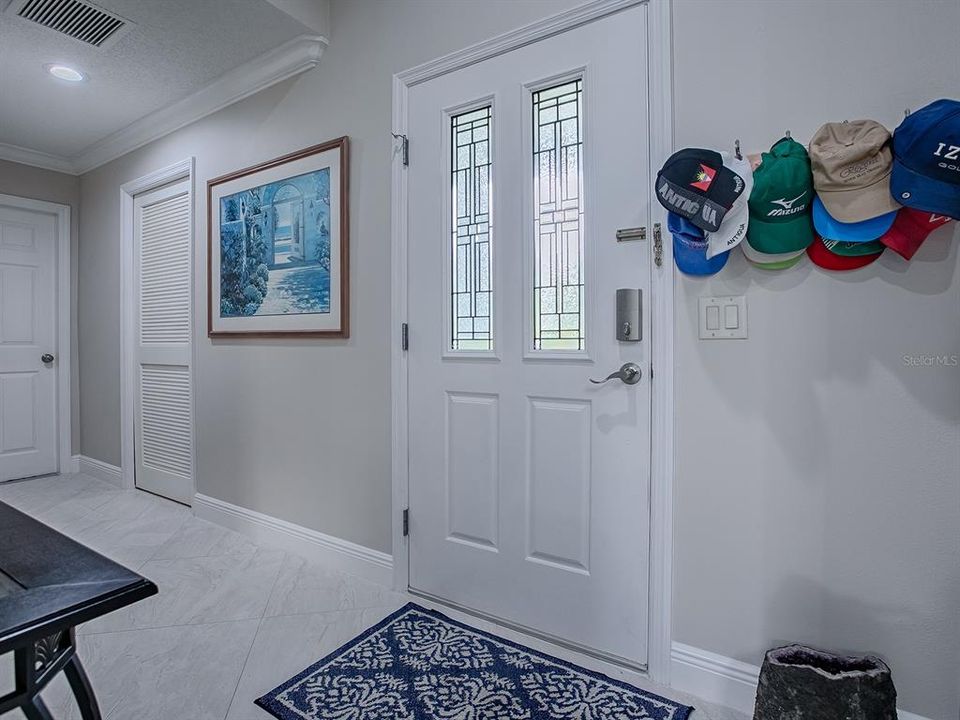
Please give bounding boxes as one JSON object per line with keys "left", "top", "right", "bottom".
{"left": 134, "top": 179, "right": 194, "bottom": 504}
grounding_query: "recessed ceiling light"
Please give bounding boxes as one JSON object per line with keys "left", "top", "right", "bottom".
{"left": 45, "top": 64, "right": 86, "bottom": 82}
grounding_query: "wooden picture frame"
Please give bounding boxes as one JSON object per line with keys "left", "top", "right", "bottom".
{"left": 207, "top": 137, "right": 349, "bottom": 338}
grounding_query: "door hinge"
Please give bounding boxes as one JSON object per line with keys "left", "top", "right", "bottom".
{"left": 392, "top": 133, "right": 409, "bottom": 167}
{"left": 401, "top": 322, "right": 409, "bottom": 351}
{"left": 402, "top": 508, "right": 410, "bottom": 537}
{"left": 653, "top": 222, "right": 663, "bottom": 267}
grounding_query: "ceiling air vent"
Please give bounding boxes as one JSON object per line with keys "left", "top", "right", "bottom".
{"left": 10, "top": 0, "right": 133, "bottom": 48}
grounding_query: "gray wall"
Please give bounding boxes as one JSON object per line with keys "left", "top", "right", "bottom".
{"left": 77, "top": 0, "right": 582, "bottom": 553}
{"left": 75, "top": 1, "right": 959, "bottom": 717}
{"left": 0, "top": 159, "right": 80, "bottom": 455}
{"left": 671, "top": 2, "right": 960, "bottom": 718}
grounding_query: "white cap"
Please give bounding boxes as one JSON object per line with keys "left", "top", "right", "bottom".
{"left": 740, "top": 236, "right": 805, "bottom": 265}
{"left": 706, "top": 152, "right": 753, "bottom": 259}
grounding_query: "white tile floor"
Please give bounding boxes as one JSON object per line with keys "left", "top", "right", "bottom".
{"left": 0, "top": 474, "right": 745, "bottom": 720}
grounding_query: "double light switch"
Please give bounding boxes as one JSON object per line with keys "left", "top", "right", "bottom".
{"left": 698, "top": 295, "right": 747, "bottom": 339}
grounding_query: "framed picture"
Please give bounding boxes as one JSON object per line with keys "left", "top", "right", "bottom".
{"left": 207, "top": 137, "right": 349, "bottom": 337}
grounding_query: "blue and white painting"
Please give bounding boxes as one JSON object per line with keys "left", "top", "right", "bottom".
{"left": 219, "top": 167, "right": 331, "bottom": 318}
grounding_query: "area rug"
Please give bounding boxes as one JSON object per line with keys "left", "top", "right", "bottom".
{"left": 256, "top": 603, "right": 693, "bottom": 719}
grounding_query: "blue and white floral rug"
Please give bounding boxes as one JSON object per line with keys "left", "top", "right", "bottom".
{"left": 256, "top": 603, "right": 693, "bottom": 720}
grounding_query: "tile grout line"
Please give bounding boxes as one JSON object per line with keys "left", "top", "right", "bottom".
{"left": 78, "top": 615, "right": 266, "bottom": 637}
{"left": 222, "top": 618, "right": 265, "bottom": 720}
{"left": 77, "top": 599, "right": 412, "bottom": 638}
{"left": 222, "top": 549, "right": 289, "bottom": 719}
{"left": 134, "top": 506, "right": 193, "bottom": 571}
{"left": 259, "top": 601, "right": 411, "bottom": 622}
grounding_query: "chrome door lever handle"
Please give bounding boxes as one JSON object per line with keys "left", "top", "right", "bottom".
{"left": 589, "top": 362, "right": 642, "bottom": 385}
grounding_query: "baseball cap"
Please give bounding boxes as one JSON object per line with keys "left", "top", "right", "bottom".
{"left": 808, "top": 232, "right": 883, "bottom": 271}
{"left": 747, "top": 137, "right": 815, "bottom": 254}
{"left": 668, "top": 212, "right": 729, "bottom": 276}
{"left": 819, "top": 238, "right": 885, "bottom": 256}
{"left": 891, "top": 99, "right": 960, "bottom": 219}
{"left": 656, "top": 148, "right": 746, "bottom": 233}
{"left": 705, "top": 153, "right": 753, "bottom": 259}
{"left": 879, "top": 207, "right": 954, "bottom": 260}
{"left": 741, "top": 236, "right": 805, "bottom": 270}
{"left": 812, "top": 196, "right": 896, "bottom": 242}
{"left": 809, "top": 120, "right": 902, "bottom": 222}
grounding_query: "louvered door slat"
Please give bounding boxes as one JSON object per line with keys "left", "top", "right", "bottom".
{"left": 135, "top": 178, "right": 193, "bottom": 504}
{"left": 140, "top": 192, "right": 190, "bottom": 347}
{"left": 139, "top": 366, "right": 193, "bottom": 479}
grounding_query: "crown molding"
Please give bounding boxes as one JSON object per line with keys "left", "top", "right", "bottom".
{"left": 0, "top": 141, "right": 77, "bottom": 174}
{"left": 0, "top": 33, "right": 327, "bottom": 176}
{"left": 73, "top": 33, "right": 326, "bottom": 174}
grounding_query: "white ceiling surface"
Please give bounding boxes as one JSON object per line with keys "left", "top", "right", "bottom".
{"left": 0, "top": 0, "right": 312, "bottom": 161}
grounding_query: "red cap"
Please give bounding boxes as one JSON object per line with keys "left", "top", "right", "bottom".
{"left": 808, "top": 232, "right": 883, "bottom": 271}
{"left": 880, "top": 208, "right": 953, "bottom": 260}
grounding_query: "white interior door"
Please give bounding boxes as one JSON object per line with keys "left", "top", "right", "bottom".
{"left": 0, "top": 203, "right": 58, "bottom": 481}
{"left": 134, "top": 179, "right": 194, "bottom": 505}
{"left": 407, "top": 5, "right": 652, "bottom": 667}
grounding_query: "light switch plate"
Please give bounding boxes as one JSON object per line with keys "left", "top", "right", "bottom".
{"left": 699, "top": 295, "right": 747, "bottom": 339}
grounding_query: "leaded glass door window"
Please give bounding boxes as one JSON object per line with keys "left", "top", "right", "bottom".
{"left": 532, "top": 79, "right": 585, "bottom": 351}
{"left": 450, "top": 106, "right": 493, "bottom": 351}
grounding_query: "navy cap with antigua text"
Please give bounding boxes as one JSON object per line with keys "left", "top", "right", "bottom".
{"left": 656, "top": 148, "right": 746, "bottom": 233}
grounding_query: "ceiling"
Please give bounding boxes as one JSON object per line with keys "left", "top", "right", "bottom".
{"left": 0, "top": 0, "right": 316, "bottom": 169}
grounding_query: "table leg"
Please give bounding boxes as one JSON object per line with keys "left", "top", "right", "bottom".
{"left": 21, "top": 696, "right": 55, "bottom": 720}
{"left": 64, "top": 655, "right": 103, "bottom": 720}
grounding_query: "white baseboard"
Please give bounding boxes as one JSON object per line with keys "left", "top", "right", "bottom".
{"left": 671, "top": 643, "right": 931, "bottom": 720}
{"left": 77, "top": 455, "right": 123, "bottom": 487}
{"left": 193, "top": 493, "right": 393, "bottom": 586}
{"left": 67, "top": 454, "right": 81, "bottom": 474}
{"left": 672, "top": 643, "right": 760, "bottom": 715}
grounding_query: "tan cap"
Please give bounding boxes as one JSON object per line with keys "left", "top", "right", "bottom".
{"left": 808, "top": 120, "right": 901, "bottom": 223}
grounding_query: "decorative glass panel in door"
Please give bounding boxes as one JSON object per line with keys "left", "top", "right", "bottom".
{"left": 450, "top": 106, "right": 493, "bottom": 351}
{"left": 532, "top": 80, "right": 584, "bottom": 351}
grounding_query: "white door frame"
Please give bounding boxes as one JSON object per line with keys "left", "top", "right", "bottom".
{"left": 119, "top": 158, "right": 196, "bottom": 492}
{"left": 0, "top": 192, "right": 73, "bottom": 477}
{"left": 390, "top": 0, "right": 676, "bottom": 684}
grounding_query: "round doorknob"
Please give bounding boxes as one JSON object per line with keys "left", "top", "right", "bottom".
{"left": 41, "top": 353, "right": 54, "bottom": 364}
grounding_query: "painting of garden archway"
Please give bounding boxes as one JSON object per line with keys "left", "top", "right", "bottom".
{"left": 208, "top": 137, "right": 349, "bottom": 337}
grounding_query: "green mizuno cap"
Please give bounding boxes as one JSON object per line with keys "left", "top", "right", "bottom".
{"left": 748, "top": 137, "right": 815, "bottom": 254}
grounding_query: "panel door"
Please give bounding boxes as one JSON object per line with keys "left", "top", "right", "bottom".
{"left": 407, "top": 5, "right": 652, "bottom": 667}
{"left": 134, "top": 179, "right": 194, "bottom": 504}
{"left": 0, "top": 203, "right": 58, "bottom": 481}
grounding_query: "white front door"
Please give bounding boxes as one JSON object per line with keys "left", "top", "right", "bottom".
{"left": 134, "top": 179, "right": 194, "bottom": 504}
{"left": 406, "top": 5, "right": 652, "bottom": 667}
{"left": 0, "top": 202, "right": 59, "bottom": 481}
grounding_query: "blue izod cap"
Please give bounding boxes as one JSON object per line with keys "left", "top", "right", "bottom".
{"left": 891, "top": 98, "right": 960, "bottom": 219}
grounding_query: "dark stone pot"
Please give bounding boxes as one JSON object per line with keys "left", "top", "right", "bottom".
{"left": 753, "top": 644, "right": 897, "bottom": 720}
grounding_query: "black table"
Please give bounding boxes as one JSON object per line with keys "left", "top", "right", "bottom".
{"left": 0, "top": 501, "right": 158, "bottom": 719}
